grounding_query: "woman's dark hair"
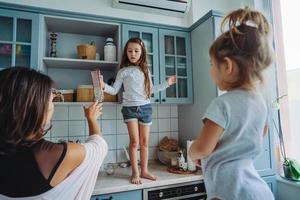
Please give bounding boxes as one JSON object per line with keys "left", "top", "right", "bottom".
{"left": 209, "top": 7, "right": 274, "bottom": 89}
{"left": 0, "top": 67, "right": 54, "bottom": 155}
{"left": 120, "top": 37, "right": 151, "bottom": 98}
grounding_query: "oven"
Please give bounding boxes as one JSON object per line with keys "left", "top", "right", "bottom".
{"left": 143, "top": 180, "right": 206, "bottom": 200}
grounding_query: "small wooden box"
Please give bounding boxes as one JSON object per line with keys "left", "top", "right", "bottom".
{"left": 76, "top": 85, "right": 94, "bottom": 102}
{"left": 77, "top": 44, "right": 96, "bottom": 60}
{"left": 104, "top": 93, "right": 117, "bottom": 102}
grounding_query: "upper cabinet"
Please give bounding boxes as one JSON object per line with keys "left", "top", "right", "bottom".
{"left": 122, "top": 24, "right": 193, "bottom": 104}
{"left": 159, "top": 29, "right": 192, "bottom": 104}
{"left": 40, "top": 15, "right": 121, "bottom": 89}
{"left": 0, "top": 8, "right": 39, "bottom": 69}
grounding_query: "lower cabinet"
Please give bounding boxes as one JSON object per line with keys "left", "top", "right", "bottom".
{"left": 91, "top": 190, "right": 142, "bottom": 200}
{"left": 262, "top": 175, "right": 277, "bottom": 197}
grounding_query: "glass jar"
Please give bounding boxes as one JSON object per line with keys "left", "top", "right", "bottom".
{"left": 104, "top": 37, "right": 116, "bottom": 61}
{"left": 104, "top": 163, "right": 115, "bottom": 175}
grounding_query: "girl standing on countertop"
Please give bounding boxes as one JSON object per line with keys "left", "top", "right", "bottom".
{"left": 189, "top": 7, "right": 274, "bottom": 200}
{"left": 102, "top": 37, "right": 176, "bottom": 184}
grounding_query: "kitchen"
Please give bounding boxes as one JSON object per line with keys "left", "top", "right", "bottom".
{"left": 0, "top": 0, "right": 296, "bottom": 199}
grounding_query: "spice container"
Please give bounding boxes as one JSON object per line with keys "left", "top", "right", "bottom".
{"left": 61, "top": 89, "right": 74, "bottom": 102}
{"left": 76, "top": 85, "right": 94, "bottom": 102}
{"left": 52, "top": 89, "right": 74, "bottom": 102}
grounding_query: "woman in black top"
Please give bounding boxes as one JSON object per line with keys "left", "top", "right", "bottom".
{"left": 0, "top": 67, "right": 104, "bottom": 198}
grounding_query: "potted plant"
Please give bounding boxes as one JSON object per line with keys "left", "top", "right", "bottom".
{"left": 272, "top": 95, "right": 300, "bottom": 181}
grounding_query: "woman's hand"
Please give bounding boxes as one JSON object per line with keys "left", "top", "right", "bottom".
{"left": 84, "top": 101, "right": 103, "bottom": 121}
{"left": 167, "top": 75, "right": 176, "bottom": 86}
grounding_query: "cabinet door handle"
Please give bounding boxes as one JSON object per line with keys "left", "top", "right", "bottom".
{"left": 155, "top": 99, "right": 159, "bottom": 102}
{"left": 162, "top": 99, "right": 166, "bottom": 102}
{"left": 100, "top": 196, "right": 113, "bottom": 200}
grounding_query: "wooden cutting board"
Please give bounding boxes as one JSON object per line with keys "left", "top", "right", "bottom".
{"left": 167, "top": 166, "right": 198, "bottom": 174}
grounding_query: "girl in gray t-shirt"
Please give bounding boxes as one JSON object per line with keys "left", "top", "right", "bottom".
{"left": 189, "top": 7, "right": 274, "bottom": 200}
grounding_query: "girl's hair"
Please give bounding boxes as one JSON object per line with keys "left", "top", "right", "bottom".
{"left": 120, "top": 37, "right": 151, "bottom": 98}
{"left": 209, "top": 7, "right": 274, "bottom": 89}
{"left": 0, "top": 67, "right": 54, "bottom": 156}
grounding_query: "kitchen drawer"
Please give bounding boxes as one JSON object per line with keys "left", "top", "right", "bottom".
{"left": 91, "top": 190, "right": 142, "bottom": 200}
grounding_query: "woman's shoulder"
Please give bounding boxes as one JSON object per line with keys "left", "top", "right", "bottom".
{"left": 34, "top": 140, "right": 85, "bottom": 168}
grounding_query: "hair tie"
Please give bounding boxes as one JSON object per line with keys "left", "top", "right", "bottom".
{"left": 245, "top": 20, "right": 258, "bottom": 28}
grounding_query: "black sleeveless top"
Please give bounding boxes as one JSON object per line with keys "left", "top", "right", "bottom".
{"left": 0, "top": 140, "right": 67, "bottom": 197}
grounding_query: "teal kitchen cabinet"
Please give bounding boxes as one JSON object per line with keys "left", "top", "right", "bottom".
{"left": 40, "top": 15, "right": 120, "bottom": 89}
{"left": 122, "top": 24, "right": 193, "bottom": 104}
{"left": 122, "top": 24, "right": 160, "bottom": 103}
{"left": 0, "top": 8, "right": 39, "bottom": 69}
{"left": 159, "top": 29, "right": 192, "bottom": 104}
{"left": 263, "top": 175, "right": 277, "bottom": 196}
{"left": 178, "top": 10, "right": 276, "bottom": 191}
{"left": 91, "top": 190, "right": 142, "bottom": 200}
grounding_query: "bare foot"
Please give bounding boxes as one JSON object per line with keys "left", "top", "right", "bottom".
{"left": 130, "top": 175, "right": 142, "bottom": 185}
{"left": 141, "top": 172, "right": 158, "bottom": 181}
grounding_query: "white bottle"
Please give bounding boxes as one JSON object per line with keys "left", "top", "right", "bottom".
{"left": 104, "top": 37, "right": 116, "bottom": 61}
{"left": 177, "top": 150, "right": 185, "bottom": 169}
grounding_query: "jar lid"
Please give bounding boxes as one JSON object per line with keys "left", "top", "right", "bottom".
{"left": 77, "top": 85, "right": 93, "bottom": 88}
{"left": 59, "top": 89, "right": 74, "bottom": 94}
{"left": 106, "top": 37, "right": 113, "bottom": 42}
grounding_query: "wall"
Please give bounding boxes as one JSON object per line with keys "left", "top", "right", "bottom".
{"left": 188, "top": 0, "right": 254, "bottom": 25}
{"left": 47, "top": 104, "right": 179, "bottom": 164}
{"left": 1, "top": 0, "right": 254, "bottom": 27}
{"left": 0, "top": 0, "right": 190, "bottom": 27}
{"left": 286, "top": 69, "right": 300, "bottom": 163}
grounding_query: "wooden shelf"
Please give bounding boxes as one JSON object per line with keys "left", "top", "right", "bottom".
{"left": 54, "top": 102, "right": 119, "bottom": 106}
{"left": 43, "top": 57, "right": 119, "bottom": 70}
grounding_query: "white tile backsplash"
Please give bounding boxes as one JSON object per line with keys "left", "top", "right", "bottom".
{"left": 102, "top": 105, "right": 117, "bottom": 119}
{"left": 51, "top": 121, "right": 68, "bottom": 137}
{"left": 171, "top": 105, "right": 178, "bottom": 118}
{"left": 158, "top": 105, "right": 171, "bottom": 118}
{"left": 117, "top": 149, "right": 128, "bottom": 163}
{"left": 150, "top": 119, "right": 158, "bottom": 133}
{"left": 149, "top": 132, "right": 159, "bottom": 147}
{"left": 51, "top": 104, "right": 178, "bottom": 164}
{"left": 69, "top": 121, "right": 86, "bottom": 137}
{"left": 171, "top": 119, "right": 178, "bottom": 131}
{"left": 52, "top": 105, "right": 68, "bottom": 120}
{"left": 102, "top": 119, "right": 117, "bottom": 135}
{"left": 149, "top": 147, "right": 157, "bottom": 160}
{"left": 159, "top": 132, "right": 171, "bottom": 142}
{"left": 152, "top": 105, "right": 158, "bottom": 118}
{"left": 116, "top": 134, "right": 130, "bottom": 149}
{"left": 104, "top": 150, "right": 117, "bottom": 164}
{"left": 116, "top": 105, "right": 123, "bottom": 119}
{"left": 103, "top": 135, "right": 117, "bottom": 150}
{"left": 158, "top": 118, "right": 171, "bottom": 132}
{"left": 170, "top": 132, "right": 179, "bottom": 140}
{"left": 117, "top": 120, "right": 128, "bottom": 134}
{"left": 69, "top": 106, "right": 85, "bottom": 120}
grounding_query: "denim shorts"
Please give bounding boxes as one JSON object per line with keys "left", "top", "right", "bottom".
{"left": 121, "top": 104, "right": 152, "bottom": 125}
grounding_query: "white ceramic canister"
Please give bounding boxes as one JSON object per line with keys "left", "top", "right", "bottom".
{"left": 104, "top": 37, "right": 116, "bottom": 61}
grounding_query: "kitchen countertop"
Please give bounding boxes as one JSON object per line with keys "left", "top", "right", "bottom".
{"left": 92, "top": 160, "right": 203, "bottom": 195}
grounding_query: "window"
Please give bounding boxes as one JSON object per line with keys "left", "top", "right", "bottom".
{"left": 273, "top": 0, "right": 300, "bottom": 164}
